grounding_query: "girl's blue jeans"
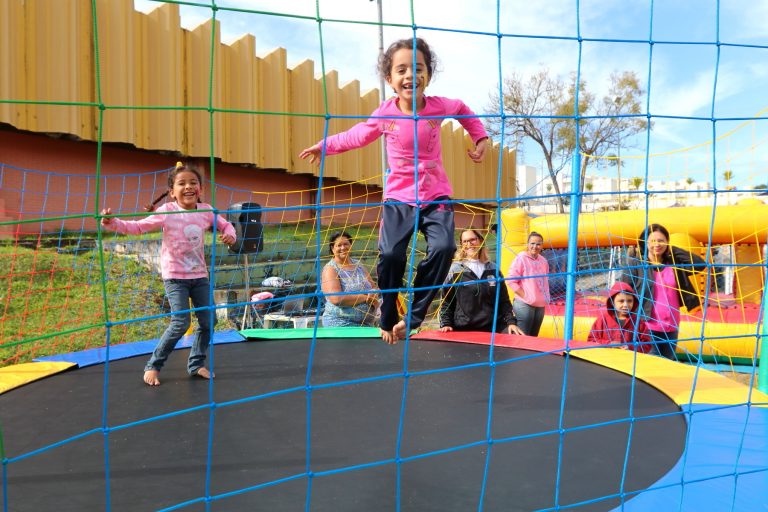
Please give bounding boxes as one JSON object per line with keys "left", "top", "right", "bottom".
{"left": 144, "top": 277, "right": 215, "bottom": 375}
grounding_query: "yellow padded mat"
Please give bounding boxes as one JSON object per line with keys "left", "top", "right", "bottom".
{"left": 571, "top": 347, "right": 768, "bottom": 406}
{"left": 0, "top": 362, "right": 76, "bottom": 395}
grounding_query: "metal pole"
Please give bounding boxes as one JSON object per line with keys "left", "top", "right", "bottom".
{"left": 614, "top": 97, "right": 622, "bottom": 210}
{"left": 241, "top": 253, "right": 251, "bottom": 329}
{"left": 759, "top": 244, "right": 768, "bottom": 393}
{"left": 374, "top": 0, "right": 388, "bottom": 189}
{"left": 563, "top": 151, "right": 582, "bottom": 343}
{"left": 616, "top": 142, "right": 622, "bottom": 210}
{"left": 376, "top": 0, "right": 385, "bottom": 99}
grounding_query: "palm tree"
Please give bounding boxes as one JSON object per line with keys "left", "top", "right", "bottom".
{"left": 630, "top": 177, "right": 644, "bottom": 191}
{"left": 722, "top": 170, "right": 735, "bottom": 204}
{"left": 585, "top": 182, "right": 594, "bottom": 210}
{"left": 722, "top": 170, "right": 734, "bottom": 190}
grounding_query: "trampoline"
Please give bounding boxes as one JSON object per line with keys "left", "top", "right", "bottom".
{"left": 1, "top": 328, "right": 767, "bottom": 511}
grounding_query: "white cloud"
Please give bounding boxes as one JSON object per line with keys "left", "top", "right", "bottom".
{"left": 721, "top": 0, "right": 768, "bottom": 43}
{"left": 652, "top": 70, "right": 717, "bottom": 118}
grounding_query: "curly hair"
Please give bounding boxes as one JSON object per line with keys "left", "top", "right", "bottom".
{"left": 145, "top": 162, "right": 204, "bottom": 212}
{"left": 377, "top": 37, "right": 438, "bottom": 82}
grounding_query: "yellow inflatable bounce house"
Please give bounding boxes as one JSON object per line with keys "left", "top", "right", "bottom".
{"left": 500, "top": 199, "right": 767, "bottom": 363}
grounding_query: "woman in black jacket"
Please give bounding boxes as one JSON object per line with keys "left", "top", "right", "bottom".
{"left": 620, "top": 223, "right": 707, "bottom": 360}
{"left": 439, "top": 229, "right": 523, "bottom": 334}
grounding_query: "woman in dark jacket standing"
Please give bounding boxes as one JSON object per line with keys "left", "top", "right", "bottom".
{"left": 439, "top": 229, "right": 523, "bottom": 335}
{"left": 620, "top": 223, "right": 706, "bottom": 360}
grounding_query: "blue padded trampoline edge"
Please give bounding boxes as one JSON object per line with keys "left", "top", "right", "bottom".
{"left": 614, "top": 403, "right": 768, "bottom": 511}
{"left": 33, "top": 329, "right": 247, "bottom": 368}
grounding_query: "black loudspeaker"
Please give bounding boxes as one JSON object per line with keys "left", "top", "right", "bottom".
{"left": 228, "top": 202, "right": 263, "bottom": 254}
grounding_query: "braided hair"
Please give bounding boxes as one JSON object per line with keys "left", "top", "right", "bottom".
{"left": 145, "top": 162, "right": 204, "bottom": 212}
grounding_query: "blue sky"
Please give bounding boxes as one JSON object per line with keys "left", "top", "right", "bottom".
{"left": 134, "top": 0, "right": 768, "bottom": 189}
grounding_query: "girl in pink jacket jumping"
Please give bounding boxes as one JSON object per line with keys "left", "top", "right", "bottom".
{"left": 300, "top": 37, "right": 489, "bottom": 344}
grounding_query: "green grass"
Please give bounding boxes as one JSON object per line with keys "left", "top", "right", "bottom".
{"left": 0, "top": 245, "right": 168, "bottom": 365}
{"left": 0, "top": 222, "right": 371, "bottom": 367}
{"left": 0, "top": 221, "right": 484, "bottom": 367}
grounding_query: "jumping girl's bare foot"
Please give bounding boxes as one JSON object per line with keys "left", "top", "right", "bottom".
{"left": 380, "top": 329, "right": 398, "bottom": 345}
{"left": 195, "top": 367, "right": 214, "bottom": 379}
{"left": 392, "top": 320, "right": 407, "bottom": 340}
{"left": 143, "top": 370, "right": 160, "bottom": 386}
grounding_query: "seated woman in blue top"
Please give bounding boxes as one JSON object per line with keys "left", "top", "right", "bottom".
{"left": 439, "top": 229, "right": 523, "bottom": 335}
{"left": 321, "top": 231, "right": 380, "bottom": 327}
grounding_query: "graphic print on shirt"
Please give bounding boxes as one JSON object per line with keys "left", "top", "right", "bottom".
{"left": 385, "top": 117, "right": 440, "bottom": 154}
{"left": 174, "top": 220, "right": 205, "bottom": 273}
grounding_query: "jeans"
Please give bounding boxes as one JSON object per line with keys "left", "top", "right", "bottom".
{"left": 377, "top": 199, "right": 456, "bottom": 331}
{"left": 145, "top": 277, "right": 215, "bottom": 374}
{"left": 649, "top": 329, "right": 679, "bottom": 360}
{"left": 512, "top": 300, "right": 545, "bottom": 337}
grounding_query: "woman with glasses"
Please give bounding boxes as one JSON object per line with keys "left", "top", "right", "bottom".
{"left": 439, "top": 229, "right": 523, "bottom": 335}
{"left": 506, "top": 231, "right": 550, "bottom": 336}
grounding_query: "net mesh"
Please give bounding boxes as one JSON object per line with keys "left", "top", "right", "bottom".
{"left": 1, "top": 1, "right": 767, "bottom": 510}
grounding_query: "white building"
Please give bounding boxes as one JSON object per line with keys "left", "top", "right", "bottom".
{"left": 516, "top": 164, "right": 540, "bottom": 198}
{"left": 519, "top": 164, "right": 757, "bottom": 213}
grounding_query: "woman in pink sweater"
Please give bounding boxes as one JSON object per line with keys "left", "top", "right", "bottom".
{"left": 101, "top": 162, "right": 236, "bottom": 386}
{"left": 300, "top": 37, "right": 489, "bottom": 344}
{"left": 507, "top": 232, "right": 550, "bottom": 336}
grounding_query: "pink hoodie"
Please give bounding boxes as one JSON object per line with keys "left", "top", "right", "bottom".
{"left": 103, "top": 202, "right": 236, "bottom": 280}
{"left": 507, "top": 251, "right": 550, "bottom": 307}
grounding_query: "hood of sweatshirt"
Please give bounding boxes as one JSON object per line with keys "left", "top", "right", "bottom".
{"left": 606, "top": 280, "right": 639, "bottom": 318}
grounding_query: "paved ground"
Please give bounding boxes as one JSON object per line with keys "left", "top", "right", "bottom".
{"left": 723, "top": 372, "right": 761, "bottom": 389}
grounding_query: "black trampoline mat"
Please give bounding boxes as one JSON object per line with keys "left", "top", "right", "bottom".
{"left": 0, "top": 338, "right": 686, "bottom": 511}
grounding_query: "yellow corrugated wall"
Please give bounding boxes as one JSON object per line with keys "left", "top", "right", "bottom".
{"left": 318, "top": 70, "right": 342, "bottom": 180}
{"left": 222, "top": 34, "right": 256, "bottom": 165}
{"left": 338, "top": 79, "right": 362, "bottom": 183}
{"left": 98, "top": 0, "right": 136, "bottom": 144}
{"left": 0, "top": 0, "right": 516, "bottom": 202}
{"left": 288, "top": 59, "right": 323, "bottom": 174}
{"left": 22, "top": 0, "right": 94, "bottom": 138}
{"left": 138, "top": 4, "right": 184, "bottom": 151}
{"left": 0, "top": 0, "right": 25, "bottom": 128}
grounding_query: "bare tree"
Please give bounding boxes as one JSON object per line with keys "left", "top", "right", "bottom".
{"left": 487, "top": 69, "right": 649, "bottom": 213}
{"left": 486, "top": 69, "right": 572, "bottom": 213}
{"left": 558, "top": 71, "right": 650, "bottom": 210}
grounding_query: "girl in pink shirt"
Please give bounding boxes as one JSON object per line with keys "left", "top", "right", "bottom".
{"left": 300, "top": 37, "right": 489, "bottom": 344}
{"left": 507, "top": 232, "right": 550, "bottom": 336}
{"left": 101, "top": 162, "right": 236, "bottom": 386}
